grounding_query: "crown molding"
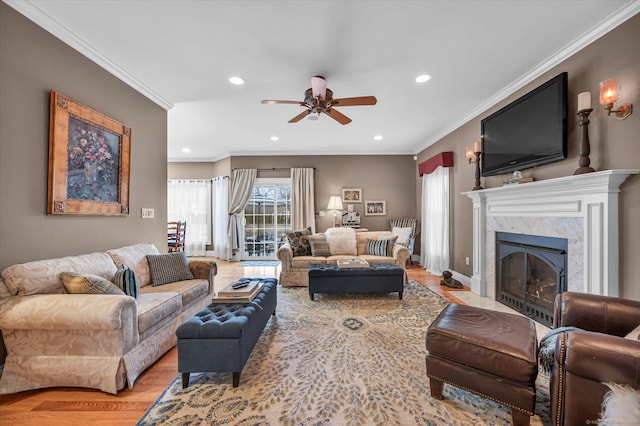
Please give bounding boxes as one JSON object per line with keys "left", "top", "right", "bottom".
{"left": 414, "top": 1, "right": 640, "bottom": 155}
{"left": 3, "top": 0, "right": 174, "bottom": 110}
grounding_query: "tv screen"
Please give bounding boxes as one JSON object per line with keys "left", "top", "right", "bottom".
{"left": 481, "top": 72, "right": 567, "bottom": 177}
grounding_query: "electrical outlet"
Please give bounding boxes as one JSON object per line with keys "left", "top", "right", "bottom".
{"left": 465, "top": 256, "right": 470, "bottom": 265}
{"left": 347, "top": 204, "right": 353, "bottom": 212}
{"left": 141, "top": 208, "right": 155, "bottom": 219}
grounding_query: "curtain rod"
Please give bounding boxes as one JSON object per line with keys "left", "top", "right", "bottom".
{"left": 232, "top": 167, "right": 316, "bottom": 171}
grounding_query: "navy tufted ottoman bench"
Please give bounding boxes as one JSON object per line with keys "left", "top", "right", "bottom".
{"left": 308, "top": 263, "right": 404, "bottom": 300}
{"left": 176, "top": 278, "right": 277, "bottom": 388}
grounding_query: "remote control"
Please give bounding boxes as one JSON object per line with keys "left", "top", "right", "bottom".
{"left": 232, "top": 281, "right": 249, "bottom": 289}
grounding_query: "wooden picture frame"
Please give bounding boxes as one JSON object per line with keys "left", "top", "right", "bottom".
{"left": 341, "top": 187, "right": 362, "bottom": 203}
{"left": 47, "top": 90, "right": 130, "bottom": 216}
{"left": 364, "top": 200, "right": 386, "bottom": 216}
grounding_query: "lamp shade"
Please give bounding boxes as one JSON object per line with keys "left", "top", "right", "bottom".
{"left": 599, "top": 79, "right": 618, "bottom": 105}
{"left": 327, "top": 196, "right": 343, "bottom": 211}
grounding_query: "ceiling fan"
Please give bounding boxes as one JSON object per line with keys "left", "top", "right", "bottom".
{"left": 261, "top": 76, "right": 377, "bottom": 125}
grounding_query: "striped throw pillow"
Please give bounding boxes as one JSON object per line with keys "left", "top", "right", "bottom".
{"left": 365, "top": 239, "right": 391, "bottom": 256}
{"left": 61, "top": 272, "right": 124, "bottom": 295}
{"left": 113, "top": 264, "right": 140, "bottom": 298}
{"left": 147, "top": 252, "right": 194, "bottom": 286}
{"left": 308, "top": 234, "right": 331, "bottom": 257}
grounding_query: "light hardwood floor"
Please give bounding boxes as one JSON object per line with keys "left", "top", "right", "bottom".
{"left": 0, "top": 260, "right": 466, "bottom": 425}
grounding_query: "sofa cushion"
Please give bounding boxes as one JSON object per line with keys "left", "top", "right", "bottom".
{"left": 147, "top": 252, "right": 194, "bottom": 286}
{"left": 291, "top": 256, "right": 328, "bottom": 268}
{"left": 108, "top": 243, "right": 160, "bottom": 288}
{"left": 325, "top": 227, "right": 357, "bottom": 255}
{"left": 1, "top": 252, "right": 118, "bottom": 296}
{"left": 308, "top": 234, "right": 331, "bottom": 257}
{"left": 286, "top": 227, "right": 312, "bottom": 256}
{"left": 61, "top": 272, "right": 125, "bottom": 295}
{"left": 136, "top": 291, "right": 182, "bottom": 335}
{"left": 141, "top": 278, "right": 209, "bottom": 309}
{"left": 113, "top": 265, "right": 140, "bottom": 298}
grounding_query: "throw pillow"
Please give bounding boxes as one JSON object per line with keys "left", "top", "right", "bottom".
{"left": 61, "top": 272, "right": 124, "bottom": 295}
{"left": 599, "top": 382, "right": 640, "bottom": 425}
{"left": 113, "top": 264, "right": 140, "bottom": 298}
{"left": 286, "top": 227, "right": 312, "bottom": 256}
{"left": 146, "top": 252, "right": 194, "bottom": 286}
{"left": 308, "top": 234, "right": 331, "bottom": 257}
{"left": 365, "top": 238, "right": 393, "bottom": 257}
{"left": 391, "top": 226, "right": 413, "bottom": 245}
{"left": 625, "top": 324, "right": 640, "bottom": 341}
{"left": 379, "top": 235, "right": 398, "bottom": 254}
{"left": 324, "top": 227, "right": 357, "bottom": 255}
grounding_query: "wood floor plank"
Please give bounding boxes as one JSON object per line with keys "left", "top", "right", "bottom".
{"left": 0, "top": 259, "right": 461, "bottom": 425}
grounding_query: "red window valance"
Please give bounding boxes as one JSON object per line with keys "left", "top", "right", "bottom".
{"left": 418, "top": 151, "right": 454, "bottom": 176}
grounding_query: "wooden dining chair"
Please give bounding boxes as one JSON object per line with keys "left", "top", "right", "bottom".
{"left": 168, "top": 220, "right": 186, "bottom": 252}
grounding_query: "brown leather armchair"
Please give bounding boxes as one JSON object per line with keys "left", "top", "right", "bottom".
{"left": 550, "top": 292, "right": 640, "bottom": 425}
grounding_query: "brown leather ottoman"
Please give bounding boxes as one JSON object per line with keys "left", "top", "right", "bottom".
{"left": 425, "top": 304, "right": 538, "bottom": 426}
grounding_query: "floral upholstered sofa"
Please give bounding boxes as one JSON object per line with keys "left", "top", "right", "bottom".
{"left": 277, "top": 227, "right": 409, "bottom": 287}
{"left": 0, "top": 243, "right": 216, "bottom": 394}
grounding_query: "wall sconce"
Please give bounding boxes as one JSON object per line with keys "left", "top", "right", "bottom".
{"left": 466, "top": 141, "right": 482, "bottom": 190}
{"left": 326, "top": 196, "right": 343, "bottom": 227}
{"left": 599, "top": 79, "right": 633, "bottom": 120}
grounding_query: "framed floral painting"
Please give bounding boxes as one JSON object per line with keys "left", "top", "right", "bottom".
{"left": 47, "top": 90, "right": 130, "bottom": 215}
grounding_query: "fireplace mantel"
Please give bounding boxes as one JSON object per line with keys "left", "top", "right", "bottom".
{"left": 463, "top": 169, "right": 639, "bottom": 299}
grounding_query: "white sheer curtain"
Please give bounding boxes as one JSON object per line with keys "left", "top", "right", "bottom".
{"left": 168, "top": 179, "right": 211, "bottom": 256}
{"left": 291, "top": 167, "right": 315, "bottom": 232}
{"left": 420, "top": 166, "right": 450, "bottom": 275}
{"left": 212, "top": 176, "right": 229, "bottom": 259}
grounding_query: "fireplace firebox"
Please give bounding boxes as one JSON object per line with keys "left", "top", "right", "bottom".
{"left": 496, "top": 232, "right": 568, "bottom": 327}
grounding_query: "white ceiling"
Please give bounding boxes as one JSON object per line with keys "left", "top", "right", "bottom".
{"left": 6, "top": 0, "right": 639, "bottom": 162}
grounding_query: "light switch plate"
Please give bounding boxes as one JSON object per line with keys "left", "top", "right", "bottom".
{"left": 141, "top": 208, "right": 155, "bottom": 219}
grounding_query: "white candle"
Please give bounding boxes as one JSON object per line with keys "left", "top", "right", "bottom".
{"left": 474, "top": 141, "right": 481, "bottom": 153}
{"left": 578, "top": 91, "right": 591, "bottom": 111}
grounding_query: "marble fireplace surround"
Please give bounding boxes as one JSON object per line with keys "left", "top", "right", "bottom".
{"left": 463, "top": 169, "right": 639, "bottom": 300}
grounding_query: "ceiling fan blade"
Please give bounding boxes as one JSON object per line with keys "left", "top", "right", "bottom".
{"left": 332, "top": 96, "right": 377, "bottom": 106}
{"left": 261, "top": 100, "right": 303, "bottom": 105}
{"left": 323, "top": 108, "right": 352, "bottom": 125}
{"left": 288, "top": 110, "right": 311, "bottom": 123}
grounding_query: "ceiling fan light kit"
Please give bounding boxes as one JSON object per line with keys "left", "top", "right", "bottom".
{"left": 261, "top": 76, "right": 377, "bottom": 125}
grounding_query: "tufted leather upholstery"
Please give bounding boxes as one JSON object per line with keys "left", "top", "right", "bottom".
{"left": 176, "top": 278, "right": 277, "bottom": 387}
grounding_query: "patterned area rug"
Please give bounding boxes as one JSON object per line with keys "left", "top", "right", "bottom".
{"left": 137, "top": 280, "right": 551, "bottom": 425}
{"left": 239, "top": 260, "right": 281, "bottom": 267}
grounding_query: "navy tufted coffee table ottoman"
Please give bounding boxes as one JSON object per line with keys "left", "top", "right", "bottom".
{"left": 308, "top": 263, "right": 404, "bottom": 300}
{"left": 176, "top": 278, "right": 277, "bottom": 388}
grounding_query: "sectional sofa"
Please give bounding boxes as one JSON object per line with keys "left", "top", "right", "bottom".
{"left": 0, "top": 243, "right": 216, "bottom": 394}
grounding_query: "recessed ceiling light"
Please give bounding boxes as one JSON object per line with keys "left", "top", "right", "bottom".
{"left": 270, "top": 136, "right": 279, "bottom": 141}
{"left": 415, "top": 74, "right": 432, "bottom": 83}
{"left": 228, "top": 76, "right": 245, "bottom": 85}
{"left": 373, "top": 135, "right": 383, "bottom": 141}
{"left": 182, "top": 147, "right": 191, "bottom": 153}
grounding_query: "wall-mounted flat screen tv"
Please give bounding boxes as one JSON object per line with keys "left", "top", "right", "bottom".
{"left": 481, "top": 72, "right": 568, "bottom": 177}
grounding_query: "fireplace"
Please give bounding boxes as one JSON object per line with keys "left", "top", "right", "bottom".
{"left": 496, "top": 232, "right": 568, "bottom": 327}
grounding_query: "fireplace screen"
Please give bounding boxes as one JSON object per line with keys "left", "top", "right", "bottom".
{"left": 496, "top": 232, "right": 568, "bottom": 327}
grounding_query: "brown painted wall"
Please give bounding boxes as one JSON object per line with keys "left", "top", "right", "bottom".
{"left": 169, "top": 155, "right": 417, "bottom": 233}
{"left": 416, "top": 14, "right": 640, "bottom": 299}
{"left": 0, "top": 4, "right": 168, "bottom": 271}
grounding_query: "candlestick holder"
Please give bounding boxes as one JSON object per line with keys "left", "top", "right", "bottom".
{"left": 471, "top": 151, "right": 483, "bottom": 190}
{"left": 574, "top": 108, "right": 596, "bottom": 175}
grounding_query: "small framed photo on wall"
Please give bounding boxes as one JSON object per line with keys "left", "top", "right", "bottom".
{"left": 364, "top": 200, "right": 386, "bottom": 216}
{"left": 342, "top": 188, "right": 362, "bottom": 203}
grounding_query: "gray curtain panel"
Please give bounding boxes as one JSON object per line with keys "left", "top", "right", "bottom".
{"left": 227, "top": 169, "right": 257, "bottom": 259}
